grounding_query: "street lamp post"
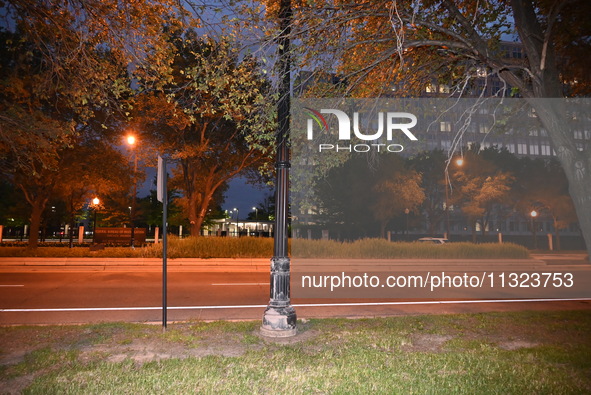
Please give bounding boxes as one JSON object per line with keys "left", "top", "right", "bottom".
{"left": 233, "top": 208, "right": 239, "bottom": 237}
{"left": 404, "top": 208, "right": 410, "bottom": 239}
{"left": 444, "top": 157, "right": 464, "bottom": 239}
{"left": 261, "top": 0, "right": 296, "bottom": 337}
{"left": 530, "top": 210, "right": 538, "bottom": 250}
{"left": 92, "top": 197, "right": 100, "bottom": 244}
{"left": 126, "top": 135, "right": 138, "bottom": 248}
{"left": 253, "top": 207, "right": 258, "bottom": 236}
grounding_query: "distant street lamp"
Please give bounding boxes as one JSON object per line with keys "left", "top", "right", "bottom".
{"left": 404, "top": 208, "right": 410, "bottom": 239}
{"left": 445, "top": 157, "right": 464, "bottom": 238}
{"left": 253, "top": 207, "right": 258, "bottom": 235}
{"left": 530, "top": 210, "right": 538, "bottom": 250}
{"left": 126, "top": 134, "right": 138, "bottom": 247}
{"left": 92, "top": 197, "right": 100, "bottom": 244}
{"left": 233, "top": 208, "right": 239, "bottom": 237}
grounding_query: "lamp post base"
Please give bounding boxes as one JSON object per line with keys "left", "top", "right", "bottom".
{"left": 261, "top": 256, "right": 297, "bottom": 337}
{"left": 261, "top": 304, "right": 297, "bottom": 337}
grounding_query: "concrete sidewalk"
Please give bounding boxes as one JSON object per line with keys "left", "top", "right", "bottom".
{"left": 0, "top": 257, "right": 271, "bottom": 272}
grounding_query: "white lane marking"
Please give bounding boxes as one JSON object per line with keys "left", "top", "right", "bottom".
{"left": 0, "top": 285, "right": 24, "bottom": 287}
{"left": 1, "top": 298, "right": 590, "bottom": 313}
{"left": 211, "top": 283, "right": 268, "bottom": 286}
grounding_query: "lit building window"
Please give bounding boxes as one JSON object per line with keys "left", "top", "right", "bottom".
{"left": 440, "top": 121, "right": 451, "bottom": 132}
{"left": 529, "top": 144, "right": 539, "bottom": 155}
{"left": 517, "top": 143, "right": 527, "bottom": 154}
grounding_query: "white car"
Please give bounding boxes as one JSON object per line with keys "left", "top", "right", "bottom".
{"left": 417, "top": 237, "right": 448, "bottom": 244}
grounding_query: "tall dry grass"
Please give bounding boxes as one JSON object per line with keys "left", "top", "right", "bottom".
{"left": 0, "top": 237, "right": 529, "bottom": 259}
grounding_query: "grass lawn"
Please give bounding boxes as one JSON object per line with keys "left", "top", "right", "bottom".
{"left": 1, "top": 310, "right": 590, "bottom": 393}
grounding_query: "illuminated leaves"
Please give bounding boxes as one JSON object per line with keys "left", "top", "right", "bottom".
{"left": 133, "top": 32, "right": 275, "bottom": 235}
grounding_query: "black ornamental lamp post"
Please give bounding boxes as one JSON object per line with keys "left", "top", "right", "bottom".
{"left": 261, "top": 0, "right": 297, "bottom": 337}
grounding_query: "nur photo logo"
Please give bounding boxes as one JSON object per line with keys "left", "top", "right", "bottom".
{"left": 303, "top": 107, "right": 419, "bottom": 153}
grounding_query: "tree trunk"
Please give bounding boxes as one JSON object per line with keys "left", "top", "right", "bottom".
{"left": 187, "top": 194, "right": 201, "bottom": 237}
{"left": 68, "top": 213, "right": 75, "bottom": 248}
{"left": 532, "top": 101, "right": 591, "bottom": 262}
{"left": 553, "top": 218, "right": 562, "bottom": 252}
{"left": 28, "top": 202, "right": 44, "bottom": 248}
{"left": 379, "top": 220, "right": 387, "bottom": 239}
{"left": 508, "top": 0, "right": 591, "bottom": 262}
{"left": 187, "top": 186, "right": 216, "bottom": 237}
{"left": 565, "top": 170, "right": 591, "bottom": 259}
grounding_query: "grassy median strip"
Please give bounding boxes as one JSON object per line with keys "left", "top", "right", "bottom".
{"left": 292, "top": 239, "right": 530, "bottom": 259}
{"left": 1, "top": 311, "right": 589, "bottom": 393}
{"left": 0, "top": 237, "right": 530, "bottom": 259}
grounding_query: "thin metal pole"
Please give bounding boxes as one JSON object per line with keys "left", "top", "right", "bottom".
{"left": 162, "top": 157, "right": 168, "bottom": 330}
{"left": 445, "top": 172, "right": 450, "bottom": 238}
{"left": 261, "top": 0, "right": 296, "bottom": 337}
{"left": 131, "top": 153, "right": 137, "bottom": 248}
{"left": 93, "top": 209, "right": 97, "bottom": 244}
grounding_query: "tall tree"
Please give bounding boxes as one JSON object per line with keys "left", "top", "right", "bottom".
{"left": 292, "top": 0, "right": 591, "bottom": 260}
{"left": 314, "top": 154, "right": 424, "bottom": 239}
{"left": 372, "top": 169, "right": 425, "bottom": 239}
{"left": 0, "top": 0, "right": 180, "bottom": 246}
{"left": 134, "top": 31, "right": 275, "bottom": 236}
{"left": 516, "top": 157, "right": 578, "bottom": 250}
{"left": 55, "top": 138, "right": 132, "bottom": 246}
{"left": 450, "top": 150, "right": 514, "bottom": 241}
{"left": 407, "top": 150, "right": 447, "bottom": 236}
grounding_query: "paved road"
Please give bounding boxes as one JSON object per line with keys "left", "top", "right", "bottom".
{"left": 1, "top": 254, "right": 590, "bottom": 325}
